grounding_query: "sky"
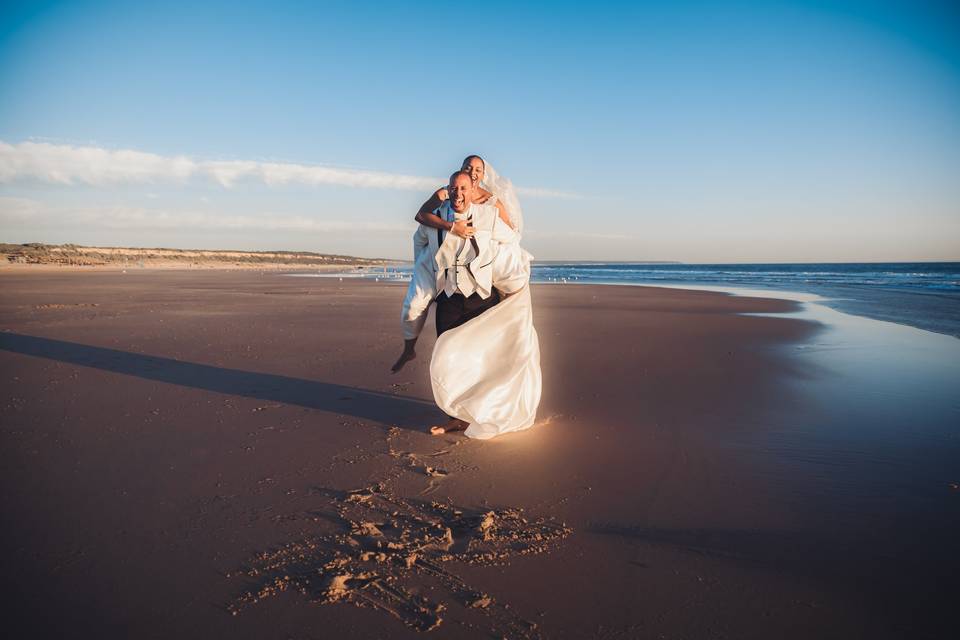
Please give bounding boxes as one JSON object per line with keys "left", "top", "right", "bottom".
{"left": 1, "top": 0, "right": 958, "bottom": 262}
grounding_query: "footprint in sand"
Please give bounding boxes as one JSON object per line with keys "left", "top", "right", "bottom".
{"left": 420, "top": 466, "right": 450, "bottom": 496}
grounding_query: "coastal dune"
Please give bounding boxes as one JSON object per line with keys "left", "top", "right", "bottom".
{"left": 1, "top": 242, "right": 392, "bottom": 269}
{"left": 0, "top": 270, "right": 955, "bottom": 638}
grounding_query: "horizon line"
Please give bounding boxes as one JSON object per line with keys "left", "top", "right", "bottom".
{"left": 1, "top": 241, "right": 956, "bottom": 265}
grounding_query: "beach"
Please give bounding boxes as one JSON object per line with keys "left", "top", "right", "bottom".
{"left": 1, "top": 269, "right": 957, "bottom": 639}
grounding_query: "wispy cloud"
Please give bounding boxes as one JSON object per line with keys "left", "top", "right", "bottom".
{"left": 515, "top": 186, "right": 580, "bottom": 199}
{"left": 0, "top": 140, "right": 578, "bottom": 198}
{"left": 0, "top": 197, "right": 408, "bottom": 233}
{"left": 524, "top": 229, "right": 634, "bottom": 241}
{"left": 0, "top": 196, "right": 44, "bottom": 220}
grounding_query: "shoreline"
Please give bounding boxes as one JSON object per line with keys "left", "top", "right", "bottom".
{"left": 7, "top": 259, "right": 956, "bottom": 338}
{"left": 1, "top": 271, "right": 957, "bottom": 638}
{"left": 287, "top": 268, "right": 960, "bottom": 339}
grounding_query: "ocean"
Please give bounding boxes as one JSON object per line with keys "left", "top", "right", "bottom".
{"left": 293, "top": 262, "right": 960, "bottom": 338}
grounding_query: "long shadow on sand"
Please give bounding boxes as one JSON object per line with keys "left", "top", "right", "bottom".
{"left": 0, "top": 332, "right": 436, "bottom": 430}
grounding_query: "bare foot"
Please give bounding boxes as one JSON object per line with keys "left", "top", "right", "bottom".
{"left": 430, "top": 418, "right": 468, "bottom": 436}
{"left": 391, "top": 340, "right": 417, "bottom": 373}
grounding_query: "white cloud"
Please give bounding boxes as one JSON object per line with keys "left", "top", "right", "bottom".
{"left": 524, "top": 228, "right": 634, "bottom": 241}
{"left": 516, "top": 186, "right": 580, "bottom": 199}
{"left": 0, "top": 196, "right": 44, "bottom": 219}
{"left": 0, "top": 140, "right": 577, "bottom": 197}
{"left": 0, "top": 197, "right": 407, "bottom": 233}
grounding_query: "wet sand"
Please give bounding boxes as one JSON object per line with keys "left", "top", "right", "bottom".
{"left": 1, "top": 270, "right": 956, "bottom": 639}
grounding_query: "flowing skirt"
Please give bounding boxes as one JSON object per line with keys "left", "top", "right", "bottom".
{"left": 429, "top": 285, "right": 542, "bottom": 439}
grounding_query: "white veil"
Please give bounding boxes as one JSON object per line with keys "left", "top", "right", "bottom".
{"left": 480, "top": 161, "right": 524, "bottom": 235}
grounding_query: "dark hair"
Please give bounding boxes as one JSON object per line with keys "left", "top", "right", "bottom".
{"left": 449, "top": 170, "right": 472, "bottom": 184}
{"left": 461, "top": 155, "right": 485, "bottom": 170}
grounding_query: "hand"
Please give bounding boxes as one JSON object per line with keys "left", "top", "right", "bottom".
{"left": 451, "top": 220, "right": 475, "bottom": 238}
{"left": 437, "top": 188, "right": 449, "bottom": 201}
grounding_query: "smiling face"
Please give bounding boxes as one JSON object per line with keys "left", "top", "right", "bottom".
{"left": 462, "top": 157, "right": 485, "bottom": 186}
{"left": 448, "top": 172, "right": 473, "bottom": 213}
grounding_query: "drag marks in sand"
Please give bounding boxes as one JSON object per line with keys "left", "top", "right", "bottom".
{"left": 228, "top": 426, "right": 571, "bottom": 635}
{"left": 229, "top": 486, "right": 570, "bottom": 635}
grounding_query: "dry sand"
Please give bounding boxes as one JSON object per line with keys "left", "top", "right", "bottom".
{"left": 0, "top": 270, "right": 951, "bottom": 638}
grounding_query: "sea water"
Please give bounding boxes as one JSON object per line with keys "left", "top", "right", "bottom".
{"left": 289, "top": 262, "right": 960, "bottom": 338}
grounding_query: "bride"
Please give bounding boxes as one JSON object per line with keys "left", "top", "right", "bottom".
{"left": 393, "top": 155, "right": 531, "bottom": 372}
{"left": 417, "top": 155, "right": 531, "bottom": 296}
{"left": 395, "top": 156, "right": 541, "bottom": 439}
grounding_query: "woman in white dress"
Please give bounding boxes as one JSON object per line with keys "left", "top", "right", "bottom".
{"left": 417, "top": 155, "right": 531, "bottom": 296}
{"left": 392, "top": 155, "right": 531, "bottom": 372}
{"left": 393, "top": 156, "right": 541, "bottom": 439}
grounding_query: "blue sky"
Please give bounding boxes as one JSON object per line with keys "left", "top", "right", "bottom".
{"left": 1, "top": 0, "right": 958, "bottom": 261}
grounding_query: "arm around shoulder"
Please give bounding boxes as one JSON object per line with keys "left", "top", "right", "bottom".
{"left": 415, "top": 189, "right": 452, "bottom": 230}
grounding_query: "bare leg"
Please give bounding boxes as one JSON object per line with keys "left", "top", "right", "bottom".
{"left": 430, "top": 418, "right": 468, "bottom": 436}
{"left": 391, "top": 338, "right": 417, "bottom": 373}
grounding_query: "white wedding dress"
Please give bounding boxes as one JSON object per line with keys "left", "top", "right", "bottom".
{"left": 431, "top": 285, "right": 542, "bottom": 439}
{"left": 429, "top": 164, "right": 542, "bottom": 439}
